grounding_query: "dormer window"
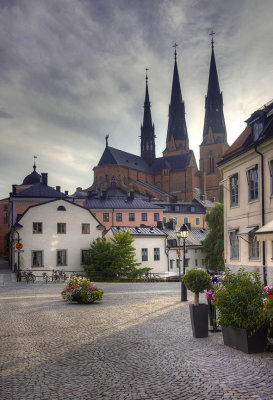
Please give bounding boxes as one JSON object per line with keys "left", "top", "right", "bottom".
{"left": 57, "top": 205, "right": 66, "bottom": 211}
{"left": 253, "top": 122, "right": 263, "bottom": 141}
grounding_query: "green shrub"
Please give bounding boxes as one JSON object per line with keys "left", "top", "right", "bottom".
{"left": 213, "top": 268, "right": 267, "bottom": 330}
{"left": 182, "top": 268, "right": 211, "bottom": 305}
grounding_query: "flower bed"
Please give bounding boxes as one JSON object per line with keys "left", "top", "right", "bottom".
{"left": 61, "top": 276, "right": 104, "bottom": 304}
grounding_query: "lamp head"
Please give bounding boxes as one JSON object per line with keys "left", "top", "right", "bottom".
{"left": 180, "top": 223, "right": 188, "bottom": 239}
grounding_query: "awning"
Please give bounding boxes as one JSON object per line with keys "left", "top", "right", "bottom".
{"left": 238, "top": 226, "right": 258, "bottom": 236}
{"left": 255, "top": 220, "right": 273, "bottom": 241}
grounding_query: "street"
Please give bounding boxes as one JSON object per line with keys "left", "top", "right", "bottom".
{"left": 1, "top": 269, "right": 273, "bottom": 399}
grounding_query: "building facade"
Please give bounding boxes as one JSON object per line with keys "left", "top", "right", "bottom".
{"left": 218, "top": 99, "right": 273, "bottom": 284}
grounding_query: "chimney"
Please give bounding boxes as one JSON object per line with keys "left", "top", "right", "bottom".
{"left": 56, "top": 186, "right": 61, "bottom": 192}
{"left": 157, "top": 221, "right": 163, "bottom": 229}
{"left": 185, "top": 222, "right": 191, "bottom": 231}
{"left": 210, "top": 197, "right": 216, "bottom": 203}
{"left": 12, "top": 185, "right": 16, "bottom": 195}
{"left": 76, "top": 187, "right": 82, "bottom": 192}
{"left": 65, "top": 190, "right": 69, "bottom": 195}
{"left": 200, "top": 194, "right": 205, "bottom": 201}
{"left": 41, "top": 173, "right": 48, "bottom": 185}
{"left": 100, "top": 189, "right": 107, "bottom": 199}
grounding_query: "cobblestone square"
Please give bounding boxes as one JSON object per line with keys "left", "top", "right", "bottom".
{"left": 1, "top": 275, "right": 273, "bottom": 400}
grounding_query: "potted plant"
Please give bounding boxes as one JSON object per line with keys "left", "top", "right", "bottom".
{"left": 213, "top": 268, "right": 268, "bottom": 353}
{"left": 183, "top": 268, "right": 211, "bottom": 338}
{"left": 61, "top": 276, "right": 104, "bottom": 304}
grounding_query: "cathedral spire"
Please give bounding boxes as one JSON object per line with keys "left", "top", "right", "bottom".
{"left": 165, "top": 44, "right": 189, "bottom": 154}
{"left": 140, "top": 69, "right": 155, "bottom": 165}
{"left": 202, "top": 32, "right": 227, "bottom": 143}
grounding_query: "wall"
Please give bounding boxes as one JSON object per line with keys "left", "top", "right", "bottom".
{"left": 13, "top": 200, "right": 102, "bottom": 271}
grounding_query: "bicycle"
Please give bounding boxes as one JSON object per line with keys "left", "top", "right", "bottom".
{"left": 42, "top": 272, "right": 50, "bottom": 283}
{"left": 22, "top": 270, "right": 36, "bottom": 283}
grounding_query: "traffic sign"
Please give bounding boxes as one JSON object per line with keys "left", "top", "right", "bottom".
{"left": 16, "top": 243, "right": 23, "bottom": 250}
{"left": 15, "top": 250, "right": 24, "bottom": 253}
{"left": 177, "top": 251, "right": 181, "bottom": 258}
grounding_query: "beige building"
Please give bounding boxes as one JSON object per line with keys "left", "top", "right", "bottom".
{"left": 218, "top": 100, "right": 273, "bottom": 284}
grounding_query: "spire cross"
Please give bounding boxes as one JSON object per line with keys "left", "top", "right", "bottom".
{"left": 209, "top": 31, "right": 215, "bottom": 48}
{"left": 173, "top": 42, "right": 178, "bottom": 60}
{"left": 33, "top": 155, "right": 37, "bottom": 171}
{"left": 145, "top": 68, "right": 149, "bottom": 83}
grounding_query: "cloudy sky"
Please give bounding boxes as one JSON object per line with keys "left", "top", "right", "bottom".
{"left": 0, "top": 0, "right": 273, "bottom": 199}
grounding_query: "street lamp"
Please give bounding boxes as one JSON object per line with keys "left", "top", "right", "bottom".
{"left": 177, "top": 224, "right": 188, "bottom": 302}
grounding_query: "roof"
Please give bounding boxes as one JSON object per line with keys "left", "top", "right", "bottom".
{"left": 164, "top": 227, "right": 209, "bottom": 247}
{"left": 150, "top": 152, "right": 193, "bottom": 173}
{"left": 98, "top": 146, "right": 151, "bottom": 173}
{"left": 22, "top": 165, "right": 41, "bottom": 185}
{"left": 15, "top": 198, "right": 103, "bottom": 226}
{"left": 155, "top": 200, "right": 206, "bottom": 214}
{"left": 12, "top": 183, "right": 67, "bottom": 198}
{"left": 218, "top": 100, "right": 273, "bottom": 167}
{"left": 84, "top": 196, "right": 163, "bottom": 210}
{"left": 110, "top": 226, "right": 167, "bottom": 237}
{"left": 130, "top": 178, "right": 172, "bottom": 198}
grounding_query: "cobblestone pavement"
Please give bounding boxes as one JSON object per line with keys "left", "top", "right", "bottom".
{"left": 1, "top": 274, "right": 273, "bottom": 399}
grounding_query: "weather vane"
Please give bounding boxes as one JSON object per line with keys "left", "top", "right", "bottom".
{"left": 105, "top": 134, "right": 109, "bottom": 147}
{"left": 33, "top": 155, "right": 37, "bottom": 170}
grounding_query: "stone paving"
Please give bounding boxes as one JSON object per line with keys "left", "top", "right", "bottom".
{"left": 1, "top": 264, "right": 273, "bottom": 399}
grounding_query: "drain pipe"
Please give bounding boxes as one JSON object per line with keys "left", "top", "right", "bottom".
{"left": 254, "top": 145, "right": 267, "bottom": 285}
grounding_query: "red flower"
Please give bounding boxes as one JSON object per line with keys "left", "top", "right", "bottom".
{"left": 269, "top": 294, "right": 273, "bottom": 299}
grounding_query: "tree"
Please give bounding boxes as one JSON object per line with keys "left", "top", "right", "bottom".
{"left": 83, "top": 231, "right": 148, "bottom": 280}
{"left": 203, "top": 202, "right": 225, "bottom": 273}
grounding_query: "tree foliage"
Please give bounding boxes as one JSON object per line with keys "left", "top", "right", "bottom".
{"left": 83, "top": 231, "right": 149, "bottom": 280}
{"left": 203, "top": 202, "right": 225, "bottom": 273}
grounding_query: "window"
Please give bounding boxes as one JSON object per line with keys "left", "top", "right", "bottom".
{"left": 230, "top": 230, "right": 239, "bottom": 260}
{"left": 141, "top": 213, "right": 147, "bottom": 221}
{"left": 249, "top": 231, "right": 259, "bottom": 260}
{"left": 129, "top": 213, "right": 135, "bottom": 221}
{"left": 184, "top": 217, "right": 188, "bottom": 223}
{"left": 154, "top": 213, "right": 159, "bottom": 221}
{"left": 32, "top": 251, "right": 43, "bottom": 267}
{"left": 230, "top": 173, "right": 239, "bottom": 206}
{"left": 154, "top": 248, "right": 160, "bottom": 261}
{"left": 202, "top": 259, "right": 205, "bottom": 266}
{"left": 57, "top": 250, "right": 67, "bottom": 266}
{"left": 57, "top": 223, "right": 66, "bottom": 234}
{"left": 33, "top": 222, "right": 42, "bottom": 234}
{"left": 3, "top": 204, "right": 8, "bottom": 212}
{"left": 163, "top": 216, "right": 167, "bottom": 223}
{"left": 176, "top": 259, "right": 180, "bottom": 269}
{"left": 82, "top": 223, "right": 90, "bottom": 234}
{"left": 81, "top": 249, "right": 89, "bottom": 264}
{"left": 195, "top": 259, "right": 198, "bottom": 266}
{"left": 209, "top": 151, "right": 214, "bottom": 173}
{"left": 141, "top": 248, "right": 148, "bottom": 261}
{"left": 170, "top": 259, "right": 174, "bottom": 269}
{"left": 247, "top": 166, "right": 258, "bottom": 201}
{"left": 191, "top": 207, "right": 195, "bottom": 212}
{"left": 103, "top": 213, "right": 109, "bottom": 222}
{"left": 196, "top": 217, "right": 200, "bottom": 225}
{"left": 3, "top": 214, "right": 8, "bottom": 224}
{"left": 116, "top": 213, "right": 122, "bottom": 222}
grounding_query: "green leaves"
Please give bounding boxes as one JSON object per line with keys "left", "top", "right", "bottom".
{"left": 203, "top": 202, "right": 224, "bottom": 272}
{"left": 183, "top": 268, "right": 211, "bottom": 305}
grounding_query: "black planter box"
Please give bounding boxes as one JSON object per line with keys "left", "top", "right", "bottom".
{"left": 189, "top": 303, "right": 208, "bottom": 338}
{"left": 222, "top": 326, "right": 268, "bottom": 353}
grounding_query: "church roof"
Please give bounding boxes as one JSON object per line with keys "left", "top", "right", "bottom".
{"left": 151, "top": 152, "right": 193, "bottom": 173}
{"left": 98, "top": 146, "right": 151, "bottom": 173}
{"left": 13, "top": 183, "right": 67, "bottom": 198}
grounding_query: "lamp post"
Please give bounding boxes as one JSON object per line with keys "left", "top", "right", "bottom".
{"left": 177, "top": 224, "right": 188, "bottom": 302}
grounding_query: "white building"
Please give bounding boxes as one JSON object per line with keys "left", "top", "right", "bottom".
{"left": 13, "top": 199, "right": 104, "bottom": 272}
{"left": 105, "top": 226, "right": 168, "bottom": 273}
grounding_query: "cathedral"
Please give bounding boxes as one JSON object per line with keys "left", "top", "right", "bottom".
{"left": 89, "top": 36, "right": 229, "bottom": 202}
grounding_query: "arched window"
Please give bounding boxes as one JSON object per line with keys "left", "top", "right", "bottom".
{"left": 209, "top": 151, "right": 214, "bottom": 173}
{"left": 57, "top": 205, "right": 66, "bottom": 211}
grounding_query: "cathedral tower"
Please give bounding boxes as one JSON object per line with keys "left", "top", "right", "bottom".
{"left": 163, "top": 44, "right": 189, "bottom": 157}
{"left": 199, "top": 32, "right": 229, "bottom": 201}
{"left": 140, "top": 69, "right": 155, "bottom": 165}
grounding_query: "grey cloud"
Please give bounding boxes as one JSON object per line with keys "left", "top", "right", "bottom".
{"left": 0, "top": 110, "right": 12, "bottom": 118}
